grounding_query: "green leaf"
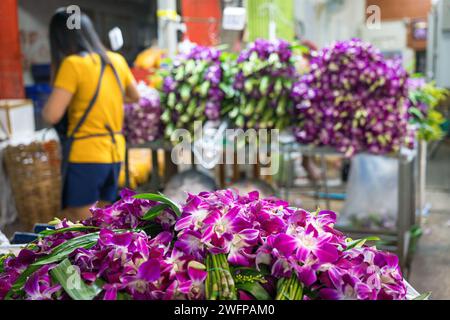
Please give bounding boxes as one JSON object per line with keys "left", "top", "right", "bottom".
{"left": 413, "top": 292, "right": 431, "bottom": 300}
{"left": 161, "top": 57, "right": 173, "bottom": 65}
{"left": 228, "top": 107, "right": 240, "bottom": 119}
{"left": 199, "top": 81, "right": 210, "bottom": 98}
{"left": 408, "top": 107, "right": 424, "bottom": 120}
{"left": 236, "top": 282, "right": 271, "bottom": 300}
{"left": 134, "top": 193, "right": 181, "bottom": 217}
{"left": 259, "top": 76, "right": 270, "bottom": 94}
{"left": 0, "top": 254, "right": 13, "bottom": 273}
{"left": 236, "top": 115, "right": 245, "bottom": 128}
{"left": 137, "top": 224, "right": 164, "bottom": 237}
{"left": 290, "top": 43, "right": 310, "bottom": 55}
{"left": 232, "top": 266, "right": 270, "bottom": 277}
{"left": 9, "top": 232, "right": 100, "bottom": 294}
{"left": 344, "top": 236, "right": 380, "bottom": 251}
{"left": 33, "top": 232, "right": 100, "bottom": 266}
{"left": 180, "top": 84, "right": 192, "bottom": 102}
{"left": 51, "top": 258, "right": 102, "bottom": 300}
{"left": 117, "top": 292, "right": 132, "bottom": 300}
{"left": 39, "top": 226, "right": 100, "bottom": 236}
{"left": 142, "top": 203, "right": 169, "bottom": 221}
{"left": 219, "top": 83, "right": 235, "bottom": 99}
{"left": 167, "top": 92, "right": 176, "bottom": 108}
{"left": 411, "top": 72, "right": 424, "bottom": 79}
{"left": 161, "top": 110, "right": 171, "bottom": 124}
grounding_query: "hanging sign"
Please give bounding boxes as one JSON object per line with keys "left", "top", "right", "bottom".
{"left": 109, "top": 27, "right": 123, "bottom": 51}
{"left": 222, "top": 7, "right": 246, "bottom": 31}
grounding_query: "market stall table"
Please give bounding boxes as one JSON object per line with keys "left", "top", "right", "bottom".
{"left": 276, "top": 134, "right": 418, "bottom": 272}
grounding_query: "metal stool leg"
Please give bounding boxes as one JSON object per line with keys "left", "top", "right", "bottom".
{"left": 397, "top": 154, "right": 415, "bottom": 269}
{"left": 320, "top": 154, "right": 331, "bottom": 210}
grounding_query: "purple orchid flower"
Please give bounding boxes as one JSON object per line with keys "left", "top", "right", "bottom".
{"left": 177, "top": 261, "right": 207, "bottom": 300}
{"left": 24, "top": 265, "right": 61, "bottom": 300}
{"left": 120, "top": 258, "right": 161, "bottom": 299}
{"left": 175, "top": 230, "right": 205, "bottom": 260}
{"left": 228, "top": 229, "right": 259, "bottom": 266}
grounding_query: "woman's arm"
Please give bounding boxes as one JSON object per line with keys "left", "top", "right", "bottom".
{"left": 124, "top": 81, "right": 140, "bottom": 104}
{"left": 42, "top": 87, "right": 74, "bottom": 125}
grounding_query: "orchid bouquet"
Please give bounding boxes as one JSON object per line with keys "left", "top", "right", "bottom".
{"left": 160, "top": 45, "right": 236, "bottom": 139}
{"left": 1, "top": 189, "right": 416, "bottom": 300}
{"left": 291, "top": 39, "right": 414, "bottom": 157}
{"left": 407, "top": 77, "right": 448, "bottom": 142}
{"left": 124, "top": 84, "right": 162, "bottom": 145}
{"left": 173, "top": 190, "right": 408, "bottom": 300}
{"left": 226, "top": 39, "right": 299, "bottom": 130}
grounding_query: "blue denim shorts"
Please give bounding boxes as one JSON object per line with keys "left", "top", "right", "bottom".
{"left": 63, "top": 163, "right": 121, "bottom": 208}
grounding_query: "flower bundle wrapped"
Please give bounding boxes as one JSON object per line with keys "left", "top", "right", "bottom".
{"left": 406, "top": 77, "right": 448, "bottom": 142}
{"left": 123, "top": 84, "right": 162, "bottom": 145}
{"left": 291, "top": 39, "right": 412, "bottom": 156}
{"left": 160, "top": 45, "right": 234, "bottom": 139}
{"left": 0, "top": 190, "right": 188, "bottom": 300}
{"left": 172, "top": 189, "right": 408, "bottom": 300}
{"left": 228, "top": 39, "right": 298, "bottom": 130}
{"left": 0, "top": 189, "right": 414, "bottom": 300}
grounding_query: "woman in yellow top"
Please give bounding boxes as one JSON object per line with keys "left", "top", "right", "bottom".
{"left": 43, "top": 8, "right": 139, "bottom": 220}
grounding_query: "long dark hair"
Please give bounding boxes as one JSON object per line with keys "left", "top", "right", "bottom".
{"left": 49, "top": 7, "right": 109, "bottom": 80}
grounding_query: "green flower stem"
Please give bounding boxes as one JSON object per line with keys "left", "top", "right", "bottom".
{"left": 286, "top": 276, "right": 295, "bottom": 300}
{"left": 276, "top": 274, "right": 303, "bottom": 300}
{"left": 219, "top": 254, "right": 236, "bottom": 300}
{"left": 275, "top": 278, "right": 288, "bottom": 300}
{"left": 294, "top": 281, "right": 304, "bottom": 300}
{"left": 205, "top": 253, "right": 237, "bottom": 300}
{"left": 208, "top": 256, "right": 219, "bottom": 300}
{"left": 214, "top": 255, "right": 229, "bottom": 299}
{"left": 205, "top": 255, "right": 210, "bottom": 298}
{"left": 212, "top": 255, "right": 223, "bottom": 299}
{"left": 288, "top": 275, "right": 298, "bottom": 300}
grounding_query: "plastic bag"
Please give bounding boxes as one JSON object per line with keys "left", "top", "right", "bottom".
{"left": 0, "top": 230, "right": 9, "bottom": 246}
{"left": 341, "top": 154, "right": 398, "bottom": 228}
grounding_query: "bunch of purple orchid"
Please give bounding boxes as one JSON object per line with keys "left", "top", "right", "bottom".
{"left": 291, "top": 39, "right": 413, "bottom": 157}
{"left": 406, "top": 77, "right": 448, "bottom": 142}
{"left": 160, "top": 45, "right": 233, "bottom": 139}
{"left": 1, "top": 189, "right": 409, "bottom": 300}
{"left": 0, "top": 190, "right": 201, "bottom": 301}
{"left": 123, "top": 85, "right": 162, "bottom": 145}
{"left": 228, "top": 39, "right": 298, "bottom": 130}
{"left": 172, "top": 189, "right": 407, "bottom": 300}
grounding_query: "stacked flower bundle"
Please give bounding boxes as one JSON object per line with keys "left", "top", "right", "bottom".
{"left": 406, "top": 77, "right": 448, "bottom": 142}
{"left": 291, "top": 39, "right": 412, "bottom": 156}
{"left": 160, "top": 45, "right": 234, "bottom": 139}
{"left": 229, "top": 39, "right": 298, "bottom": 130}
{"left": 124, "top": 84, "right": 162, "bottom": 145}
{"left": 0, "top": 189, "right": 411, "bottom": 300}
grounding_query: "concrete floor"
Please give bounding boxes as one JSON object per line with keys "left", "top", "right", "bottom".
{"left": 409, "top": 140, "right": 450, "bottom": 300}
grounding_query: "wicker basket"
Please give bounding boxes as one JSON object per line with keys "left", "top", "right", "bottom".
{"left": 3, "top": 140, "right": 61, "bottom": 231}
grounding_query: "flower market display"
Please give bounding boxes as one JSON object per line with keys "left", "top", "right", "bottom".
{"left": 228, "top": 39, "right": 299, "bottom": 130}
{"left": 124, "top": 83, "right": 162, "bottom": 145}
{"left": 146, "top": 38, "right": 427, "bottom": 159}
{"left": 160, "top": 45, "right": 235, "bottom": 139}
{"left": 407, "top": 77, "right": 448, "bottom": 142}
{"left": 291, "top": 39, "right": 413, "bottom": 157}
{"left": 0, "top": 188, "right": 413, "bottom": 300}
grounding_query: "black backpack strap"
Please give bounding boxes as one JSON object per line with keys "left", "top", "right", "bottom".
{"left": 68, "top": 58, "right": 107, "bottom": 139}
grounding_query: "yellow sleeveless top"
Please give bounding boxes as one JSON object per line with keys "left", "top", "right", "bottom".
{"left": 53, "top": 51, "right": 134, "bottom": 163}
